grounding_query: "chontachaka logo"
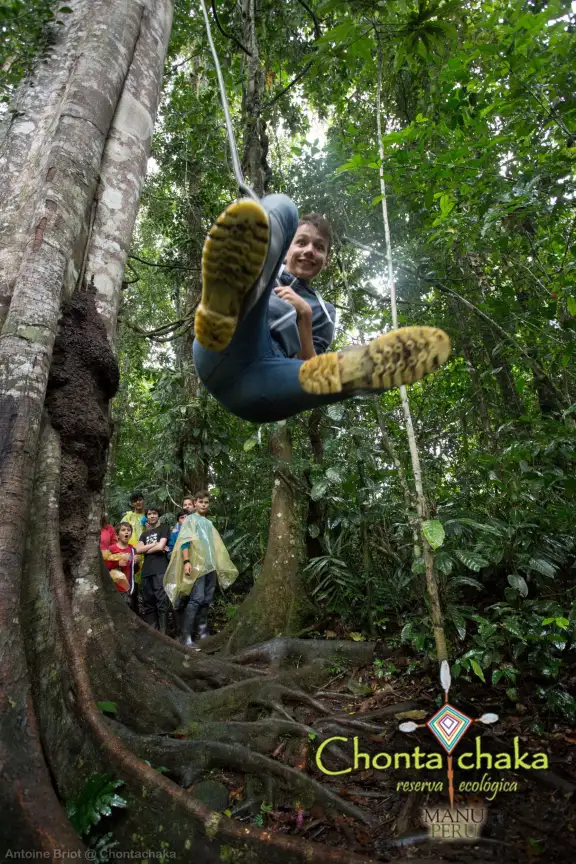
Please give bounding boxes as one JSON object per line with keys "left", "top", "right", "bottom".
{"left": 315, "top": 660, "right": 548, "bottom": 841}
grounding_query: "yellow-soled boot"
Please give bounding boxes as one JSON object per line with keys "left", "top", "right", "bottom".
{"left": 299, "top": 326, "right": 451, "bottom": 395}
{"left": 194, "top": 199, "right": 270, "bottom": 351}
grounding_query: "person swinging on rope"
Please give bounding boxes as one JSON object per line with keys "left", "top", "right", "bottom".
{"left": 193, "top": 195, "right": 450, "bottom": 423}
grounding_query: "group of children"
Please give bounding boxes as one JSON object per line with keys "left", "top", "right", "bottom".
{"left": 100, "top": 490, "right": 236, "bottom": 650}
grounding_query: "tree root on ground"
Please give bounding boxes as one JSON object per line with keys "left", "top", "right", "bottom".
{"left": 18, "top": 429, "right": 398, "bottom": 861}
{"left": 44, "top": 509, "right": 382, "bottom": 862}
{"left": 223, "top": 636, "right": 377, "bottom": 668}
{"left": 112, "top": 725, "right": 374, "bottom": 824}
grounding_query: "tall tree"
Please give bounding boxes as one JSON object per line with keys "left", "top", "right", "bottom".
{"left": 0, "top": 5, "right": 377, "bottom": 861}
{"left": 0, "top": 0, "right": 172, "bottom": 852}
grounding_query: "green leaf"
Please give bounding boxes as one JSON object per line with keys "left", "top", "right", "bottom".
{"left": 492, "top": 669, "right": 503, "bottom": 685}
{"left": 66, "top": 774, "right": 127, "bottom": 836}
{"left": 243, "top": 438, "right": 257, "bottom": 452}
{"left": 325, "top": 467, "right": 341, "bottom": 483}
{"left": 507, "top": 574, "right": 528, "bottom": 597}
{"left": 326, "top": 404, "right": 344, "bottom": 421}
{"left": 450, "top": 575, "right": 483, "bottom": 590}
{"left": 316, "top": 21, "right": 355, "bottom": 45}
{"left": 439, "top": 194, "right": 455, "bottom": 216}
{"left": 567, "top": 296, "right": 576, "bottom": 316}
{"left": 528, "top": 557, "right": 557, "bottom": 578}
{"left": 310, "top": 480, "right": 328, "bottom": 501}
{"left": 455, "top": 550, "right": 489, "bottom": 571}
{"left": 422, "top": 519, "right": 445, "bottom": 549}
{"left": 308, "top": 524, "right": 320, "bottom": 538}
{"left": 455, "top": 518, "right": 502, "bottom": 536}
{"left": 470, "top": 659, "right": 486, "bottom": 682}
{"left": 555, "top": 617, "right": 569, "bottom": 630}
{"left": 96, "top": 701, "right": 117, "bottom": 714}
{"left": 346, "top": 675, "right": 371, "bottom": 694}
{"left": 450, "top": 607, "right": 467, "bottom": 639}
{"left": 435, "top": 551, "right": 453, "bottom": 575}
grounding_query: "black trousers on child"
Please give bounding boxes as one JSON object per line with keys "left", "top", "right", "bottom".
{"left": 141, "top": 572, "right": 171, "bottom": 626}
{"left": 175, "top": 571, "right": 217, "bottom": 613}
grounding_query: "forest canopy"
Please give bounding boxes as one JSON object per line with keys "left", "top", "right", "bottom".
{"left": 1, "top": 0, "right": 575, "bottom": 861}
{"left": 108, "top": 0, "right": 576, "bottom": 718}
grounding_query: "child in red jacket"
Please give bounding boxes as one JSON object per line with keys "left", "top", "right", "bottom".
{"left": 105, "top": 522, "right": 140, "bottom": 600}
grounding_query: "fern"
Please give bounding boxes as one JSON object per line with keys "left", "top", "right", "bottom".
{"left": 66, "top": 774, "right": 127, "bottom": 836}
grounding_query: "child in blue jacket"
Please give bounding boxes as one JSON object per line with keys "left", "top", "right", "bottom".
{"left": 193, "top": 195, "right": 450, "bottom": 423}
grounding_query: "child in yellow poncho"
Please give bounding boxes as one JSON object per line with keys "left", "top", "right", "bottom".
{"left": 163, "top": 510, "right": 238, "bottom": 649}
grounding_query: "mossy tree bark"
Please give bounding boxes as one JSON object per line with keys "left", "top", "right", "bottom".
{"left": 0, "top": 0, "right": 172, "bottom": 852}
{"left": 0, "top": 2, "right": 377, "bottom": 861}
{"left": 211, "top": 424, "right": 306, "bottom": 654}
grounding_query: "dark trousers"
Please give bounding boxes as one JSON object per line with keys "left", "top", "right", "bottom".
{"left": 141, "top": 572, "right": 171, "bottom": 622}
{"left": 176, "top": 571, "right": 217, "bottom": 614}
{"left": 193, "top": 195, "right": 350, "bottom": 423}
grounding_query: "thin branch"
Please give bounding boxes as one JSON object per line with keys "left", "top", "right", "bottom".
{"left": 295, "top": 0, "right": 321, "bottom": 39}
{"left": 343, "top": 235, "right": 386, "bottom": 259}
{"left": 262, "top": 59, "right": 315, "bottom": 111}
{"left": 128, "top": 254, "right": 199, "bottom": 271}
{"left": 432, "top": 279, "right": 567, "bottom": 406}
{"left": 263, "top": 25, "right": 371, "bottom": 111}
{"left": 374, "top": 22, "right": 448, "bottom": 665}
{"left": 505, "top": 61, "right": 573, "bottom": 137}
{"left": 169, "top": 51, "right": 203, "bottom": 74}
{"left": 121, "top": 312, "right": 196, "bottom": 342}
{"left": 559, "top": 213, "right": 576, "bottom": 273}
{"left": 211, "top": 0, "right": 252, "bottom": 57}
{"left": 122, "top": 261, "right": 140, "bottom": 286}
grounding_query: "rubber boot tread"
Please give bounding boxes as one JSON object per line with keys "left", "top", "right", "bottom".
{"left": 299, "top": 327, "right": 451, "bottom": 395}
{"left": 195, "top": 199, "right": 270, "bottom": 351}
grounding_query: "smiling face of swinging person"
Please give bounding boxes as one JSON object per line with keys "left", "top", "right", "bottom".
{"left": 284, "top": 223, "right": 329, "bottom": 282}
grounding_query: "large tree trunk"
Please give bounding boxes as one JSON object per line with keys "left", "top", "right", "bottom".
{"left": 0, "top": 0, "right": 172, "bottom": 852}
{"left": 0, "top": 3, "right": 379, "bottom": 861}
{"left": 212, "top": 425, "right": 306, "bottom": 654}
{"left": 176, "top": 162, "right": 210, "bottom": 494}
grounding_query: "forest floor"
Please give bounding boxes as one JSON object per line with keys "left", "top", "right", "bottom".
{"left": 194, "top": 603, "right": 576, "bottom": 862}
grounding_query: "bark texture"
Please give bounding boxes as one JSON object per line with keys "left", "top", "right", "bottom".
{"left": 210, "top": 426, "right": 306, "bottom": 654}
{"left": 0, "top": 3, "right": 379, "bottom": 861}
{"left": 0, "top": 0, "right": 172, "bottom": 853}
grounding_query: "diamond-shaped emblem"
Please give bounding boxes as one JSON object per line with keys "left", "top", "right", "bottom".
{"left": 427, "top": 704, "right": 472, "bottom": 753}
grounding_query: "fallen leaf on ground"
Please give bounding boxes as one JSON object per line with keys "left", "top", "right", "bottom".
{"left": 355, "top": 828, "right": 372, "bottom": 845}
{"left": 347, "top": 676, "right": 372, "bottom": 696}
{"left": 358, "top": 770, "right": 374, "bottom": 781}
